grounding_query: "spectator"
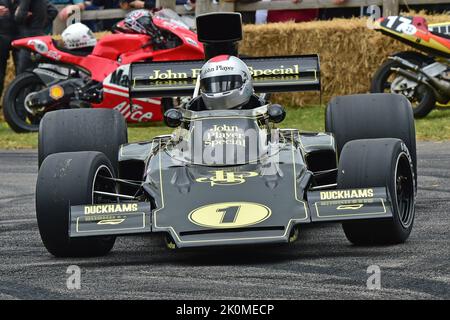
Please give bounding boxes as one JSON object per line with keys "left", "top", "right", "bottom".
{"left": 46, "top": 1, "right": 59, "bottom": 28}
{"left": 267, "top": 0, "right": 318, "bottom": 23}
{"left": 320, "top": 0, "right": 362, "bottom": 20}
{"left": 49, "top": 0, "right": 86, "bottom": 22}
{"left": 320, "top": 1, "right": 450, "bottom": 21}
{"left": 178, "top": 0, "right": 195, "bottom": 12}
{"left": 91, "top": 0, "right": 121, "bottom": 31}
{"left": 93, "top": 0, "right": 119, "bottom": 8}
{"left": 14, "top": 0, "right": 57, "bottom": 73}
{"left": 222, "top": 0, "right": 258, "bottom": 24}
{"left": 405, "top": 4, "right": 450, "bottom": 14}
{"left": 119, "top": 0, "right": 156, "bottom": 10}
{"left": 0, "top": 0, "right": 18, "bottom": 97}
{"left": 255, "top": 0, "right": 270, "bottom": 24}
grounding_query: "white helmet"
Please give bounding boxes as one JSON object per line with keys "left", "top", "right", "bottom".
{"left": 62, "top": 23, "right": 97, "bottom": 49}
{"left": 200, "top": 55, "right": 253, "bottom": 110}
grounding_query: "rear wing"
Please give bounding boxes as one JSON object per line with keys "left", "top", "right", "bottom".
{"left": 129, "top": 55, "right": 320, "bottom": 98}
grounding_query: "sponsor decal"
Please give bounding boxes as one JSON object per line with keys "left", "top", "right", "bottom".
{"left": 196, "top": 170, "right": 258, "bottom": 186}
{"left": 49, "top": 85, "right": 64, "bottom": 100}
{"left": 109, "top": 68, "right": 130, "bottom": 87}
{"left": 114, "top": 102, "right": 154, "bottom": 122}
{"left": 203, "top": 65, "right": 235, "bottom": 74}
{"left": 189, "top": 202, "right": 271, "bottom": 228}
{"left": 83, "top": 214, "right": 125, "bottom": 222}
{"left": 319, "top": 188, "right": 374, "bottom": 201}
{"left": 148, "top": 69, "right": 197, "bottom": 80}
{"left": 27, "top": 39, "right": 48, "bottom": 54}
{"left": 336, "top": 204, "right": 364, "bottom": 210}
{"left": 204, "top": 124, "right": 246, "bottom": 147}
{"left": 97, "top": 218, "right": 126, "bottom": 225}
{"left": 143, "top": 65, "right": 301, "bottom": 82}
{"left": 185, "top": 37, "right": 199, "bottom": 47}
{"left": 248, "top": 65, "right": 300, "bottom": 78}
{"left": 402, "top": 24, "right": 417, "bottom": 35}
{"left": 47, "top": 50, "right": 62, "bottom": 61}
{"left": 84, "top": 203, "right": 138, "bottom": 215}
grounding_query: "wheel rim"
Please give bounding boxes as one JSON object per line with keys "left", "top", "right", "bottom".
{"left": 92, "top": 165, "right": 117, "bottom": 204}
{"left": 91, "top": 165, "right": 117, "bottom": 243}
{"left": 394, "top": 153, "right": 415, "bottom": 228}
{"left": 13, "top": 82, "right": 45, "bottom": 127}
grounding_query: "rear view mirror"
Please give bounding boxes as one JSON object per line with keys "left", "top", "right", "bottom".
{"left": 164, "top": 108, "right": 183, "bottom": 128}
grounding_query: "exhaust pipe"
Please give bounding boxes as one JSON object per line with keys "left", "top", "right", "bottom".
{"left": 391, "top": 67, "right": 449, "bottom": 103}
{"left": 389, "top": 56, "right": 450, "bottom": 102}
{"left": 25, "top": 78, "right": 85, "bottom": 114}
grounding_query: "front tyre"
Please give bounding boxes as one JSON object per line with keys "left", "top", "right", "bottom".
{"left": 2, "top": 72, "right": 46, "bottom": 133}
{"left": 36, "top": 151, "right": 116, "bottom": 257}
{"left": 338, "top": 139, "right": 415, "bottom": 245}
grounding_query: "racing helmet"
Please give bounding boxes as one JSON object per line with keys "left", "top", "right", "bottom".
{"left": 124, "top": 9, "right": 157, "bottom": 36}
{"left": 200, "top": 55, "right": 253, "bottom": 110}
{"left": 61, "top": 23, "right": 97, "bottom": 49}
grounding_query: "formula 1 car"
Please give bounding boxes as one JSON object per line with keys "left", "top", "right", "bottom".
{"left": 35, "top": 13, "right": 416, "bottom": 257}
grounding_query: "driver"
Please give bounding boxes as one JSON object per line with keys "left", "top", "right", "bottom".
{"left": 188, "top": 55, "right": 264, "bottom": 111}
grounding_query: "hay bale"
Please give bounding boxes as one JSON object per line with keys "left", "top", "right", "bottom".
{"left": 240, "top": 14, "right": 450, "bottom": 106}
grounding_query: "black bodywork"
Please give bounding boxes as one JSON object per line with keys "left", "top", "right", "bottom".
{"left": 70, "top": 106, "right": 392, "bottom": 248}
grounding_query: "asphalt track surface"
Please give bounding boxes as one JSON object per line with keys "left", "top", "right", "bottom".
{"left": 0, "top": 142, "right": 448, "bottom": 300}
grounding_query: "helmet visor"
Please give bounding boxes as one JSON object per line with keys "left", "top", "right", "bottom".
{"left": 138, "top": 16, "right": 155, "bottom": 35}
{"left": 200, "top": 75, "right": 243, "bottom": 94}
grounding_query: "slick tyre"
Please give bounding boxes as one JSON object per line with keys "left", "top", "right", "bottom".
{"left": 338, "top": 139, "right": 415, "bottom": 245}
{"left": 38, "top": 108, "right": 127, "bottom": 173}
{"left": 2, "top": 72, "right": 46, "bottom": 133}
{"left": 36, "top": 151, "right": 116, "bottom": 257}
{"left": 325, "top": 93, "right": 417, "bottom": 184}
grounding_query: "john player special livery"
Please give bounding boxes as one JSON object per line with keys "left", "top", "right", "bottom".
{"left": 35, "top": 13, "right": 416, "bottom": 256}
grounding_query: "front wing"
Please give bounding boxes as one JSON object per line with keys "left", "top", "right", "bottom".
{"left": 69, "top": 187, "right": 392, "bottom": 247}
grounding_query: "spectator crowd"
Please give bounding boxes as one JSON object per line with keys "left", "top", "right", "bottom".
{"left": 1, "top": 0, "right": 449, "bottom": 98}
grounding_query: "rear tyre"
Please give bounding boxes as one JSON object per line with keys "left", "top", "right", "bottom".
{"left": 38, "top": 108, "right": 127, "bottom": 173}
{"left": 371, "top": 57, "right": 435, "bottom": 118}
{"left": 161, "top": 98, "right": 175, "bottom": 114}
{"left": 325, "top": 93, "right": 417, "bottom": 184}
{"left": 2, "top": 72, "right": 46, "bottom": 133}
{"left": 36, "top": 151, "right": 116, "bottom": 257}
{"left": 338, "top": 139, "right": 415, "bottom": 245}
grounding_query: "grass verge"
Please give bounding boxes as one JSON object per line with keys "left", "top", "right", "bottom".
{"left": 0, "top": 105, "right": 449, "bottom": 149}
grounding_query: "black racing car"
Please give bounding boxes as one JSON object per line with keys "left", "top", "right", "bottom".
{"left": 35, "top": 13, "right": 416, "bottom": 257}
